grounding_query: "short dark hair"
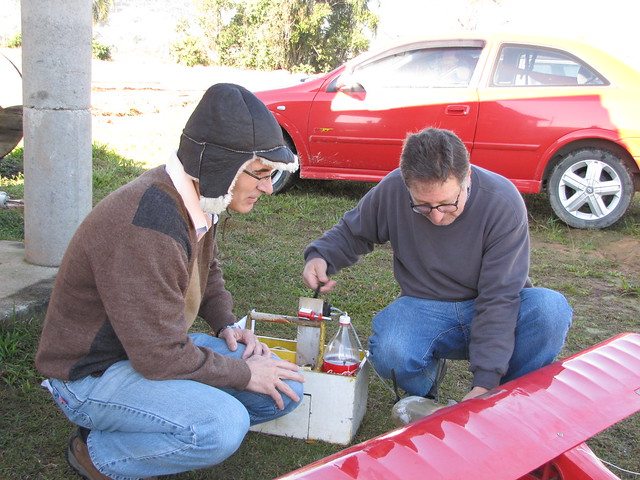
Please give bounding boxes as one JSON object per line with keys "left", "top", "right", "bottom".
{"left": 399, "top": 128, "right": 469, "bottom": 187}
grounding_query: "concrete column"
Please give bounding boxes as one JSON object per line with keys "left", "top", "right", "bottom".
{"left": 21, "top": 0, "right": 93, "bottom": 266}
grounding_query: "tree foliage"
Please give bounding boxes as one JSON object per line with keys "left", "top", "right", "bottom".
{"left": 196, "top": 0, "right": 378, "bottom": 73}
{"left": 170, "top": 18, "right": 211, "bottom": 66}
{"left": 92, "top": 0, "right": 114, "bottom": 24}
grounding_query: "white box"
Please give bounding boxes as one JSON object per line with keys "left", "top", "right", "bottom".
{"left": 249, "top": 334, "right": 370, "bottom": 445}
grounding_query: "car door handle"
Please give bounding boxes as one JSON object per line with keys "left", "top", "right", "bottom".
{"left": 445, "top": 105, "right": 470, "bottom": 115}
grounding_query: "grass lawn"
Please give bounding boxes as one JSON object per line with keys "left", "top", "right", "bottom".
{"left": 1, "top": 146, "right": 639, "bottom": 479}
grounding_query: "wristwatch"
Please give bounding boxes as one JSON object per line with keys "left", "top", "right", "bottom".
{"left": 215, "top": 322, "right": 242, "bottom": 337}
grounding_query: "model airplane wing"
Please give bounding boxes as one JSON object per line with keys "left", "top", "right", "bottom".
{"left": 276, "top": 333, "right": 640, "bottom": 480}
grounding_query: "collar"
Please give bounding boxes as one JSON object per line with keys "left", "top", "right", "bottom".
{"left": 166, "top": 151, "right": 215, "bottom": 239}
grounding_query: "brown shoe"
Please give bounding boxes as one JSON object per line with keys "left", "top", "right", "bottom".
{"left": 66, "top": 428, "right": 158, "bottom": 480}
{"left": 66, "top": 429, "right": 113, "bottom": 479}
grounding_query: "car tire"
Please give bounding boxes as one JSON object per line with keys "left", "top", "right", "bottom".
{"left": 548, "top": 148, "right": 634, "bottom": 229}
{"left": 271, "top": 168, "right": 298, "bottom": 194}
{"left": 0, "top": 105, "right": 23, "bottom": 159}
{"left": 271, "top": 136, "right": 299, "bottom": 194}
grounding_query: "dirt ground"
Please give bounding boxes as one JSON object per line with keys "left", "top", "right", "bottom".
{"left": 90, "top": 59, "right": 302, "bottom": 167}
{"left": 528, "top": 228, "right": 640, "bottom": 344}
{"left": 530, "top": 230, "right": 640, "bottom": 280}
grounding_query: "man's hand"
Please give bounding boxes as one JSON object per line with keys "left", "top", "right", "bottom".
{"left": 219, "top": 327, "right": 271, "bottom": 359}
{"left": 462, "top": 386, "right": 489, "bottom": 401}
{"left": 302, "top": 257, "right": 336, "bottom": 294}
{"left": 245, "top": 356, "right": 305, "bottom": 410}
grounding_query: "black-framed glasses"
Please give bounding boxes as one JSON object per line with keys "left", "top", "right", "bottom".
{"left": 410, "top": 186, "right": 464, "bottom": 215}
{"left": 242, "top": 169, "right": 276, "bottom": 185}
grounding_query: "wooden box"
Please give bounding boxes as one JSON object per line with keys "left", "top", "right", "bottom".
{"left": 246, "top": 307, "right": 370, "bottom": 445}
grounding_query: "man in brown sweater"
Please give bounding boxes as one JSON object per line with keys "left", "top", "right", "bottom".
{"left": 36, "top": 83, "right": 304, "bottom": 480}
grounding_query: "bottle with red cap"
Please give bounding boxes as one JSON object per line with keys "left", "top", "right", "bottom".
{"left": 321, "top": 313, "right": 361, "bottom": 376}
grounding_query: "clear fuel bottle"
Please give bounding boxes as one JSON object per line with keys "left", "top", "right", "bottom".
{"left": 322, "top": 313, "right": 361, "bottom": 376}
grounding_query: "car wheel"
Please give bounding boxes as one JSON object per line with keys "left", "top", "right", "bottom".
{"left": 271, "top": 169, "right": 298, "bottom": 194}
{"left": 548, "top": 148, "right": 634, "bottom": 229}
{"left": 0, "top": 105, "right": 23, "bottom": 159}
{"left": 271, "top": 136, "right": 299, "bottom": 194}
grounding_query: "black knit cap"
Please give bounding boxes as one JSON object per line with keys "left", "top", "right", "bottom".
{"left": 177, "top": 83, "right": 297, "bottom": 199}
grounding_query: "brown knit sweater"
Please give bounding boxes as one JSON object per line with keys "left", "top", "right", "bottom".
{"left": 35, "top": 166, "right": 251, "bottom": 389}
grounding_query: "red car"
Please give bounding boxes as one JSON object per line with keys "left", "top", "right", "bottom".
{"left": 254, "top": 34, "right": 640, "bottom": 229}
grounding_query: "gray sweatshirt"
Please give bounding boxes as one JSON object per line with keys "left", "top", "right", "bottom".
{"left": 304, "top": 166, "right": 531, "bottom": 389}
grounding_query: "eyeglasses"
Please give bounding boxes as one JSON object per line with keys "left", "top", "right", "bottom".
{"left": 410, "top": 185, "right": 466, "bottom": 215}
{"left": 243, "top": 169, "right": 276, "bottom": 185}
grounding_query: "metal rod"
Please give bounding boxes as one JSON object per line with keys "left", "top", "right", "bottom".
{"left": 316, "top": 320, "right": 326, "bottom": 372}
{"left": 249, "top": 310, "right": 323, "bottom": 329}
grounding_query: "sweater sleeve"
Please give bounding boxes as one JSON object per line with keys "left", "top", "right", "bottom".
{"left": 198, "top": 232, "right": 237, "bottom": 333}
{"left": 91, "top": 189, "right": 250, "bottom": 389}
{"left": 96, "top": 229, "right": 249, "bottom": 389}
{"left": 468, "top": 198, "right": 530, "bottom": 390}
{"left": 304, "top": 180, "right": 388, "bottom": 274}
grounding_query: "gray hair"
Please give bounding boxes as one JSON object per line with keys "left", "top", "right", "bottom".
{"left": 399, "top": 128, "right": 470, "bottom": 187}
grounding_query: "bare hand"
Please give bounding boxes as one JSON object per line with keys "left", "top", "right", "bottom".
{"left": 462, "top": 386, "right": 489, "bottom": 402}
{"left": 245, "top": 356, "right": 305, "bottom": 409}
{"left": 302, "top": 257, "right": 336, "bottom": 294}
{"left": 219, "top": 327, "right": 271, "bottom": 359}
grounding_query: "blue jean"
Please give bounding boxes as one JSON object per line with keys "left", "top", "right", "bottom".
{"left": 45, "top": 333, "right": 304, "bottom": 480}
{"left": 368, "top": 288, "right": 572, "bottom": 397}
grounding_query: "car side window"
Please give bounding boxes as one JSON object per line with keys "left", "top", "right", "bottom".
{"left": 493, "top": 45, "right": 606, "bottom": 87}
{"left": 353, "top": 47, "right": 481, "bottom": 89}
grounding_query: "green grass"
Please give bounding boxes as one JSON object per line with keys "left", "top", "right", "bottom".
{"left": 0, "top": 152, "right": 639, "bottom": 479}
{"left": 91, "top": 142, "right": 146, "bottom": 201}
{"left": 0, "top": 143, "right": 143, "bottom": 204}
{"left": 0, "top": 144, "right": 145, "bottom": 242}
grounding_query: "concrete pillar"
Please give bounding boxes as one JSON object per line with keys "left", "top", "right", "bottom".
{"left": 21, "top": 0, "right": 93, "bottom": 266}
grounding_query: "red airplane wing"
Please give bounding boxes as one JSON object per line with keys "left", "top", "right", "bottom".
{"left": 276, "top": 333, "right": 640, "bottom": 480}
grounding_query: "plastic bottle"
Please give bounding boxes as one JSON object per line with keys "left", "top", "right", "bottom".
{"left": 322, "top": 313, "right": 361, "bottom": 376}
{"left": 391, "top": 396, "right": 457, "bottom": 427}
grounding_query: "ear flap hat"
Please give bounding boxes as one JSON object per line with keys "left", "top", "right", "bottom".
{"left": 177, "top": 83, "right": 298, "bottom": 214}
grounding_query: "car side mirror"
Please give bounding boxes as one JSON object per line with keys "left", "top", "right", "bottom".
{"left": 327, "top": 73, "right": 366, "bottom": 96}
{"left": 337, "top": 80, "right": 365, "bottom": 94}
{"left": 333, "top": 74, "right": 367, "bottom": 100}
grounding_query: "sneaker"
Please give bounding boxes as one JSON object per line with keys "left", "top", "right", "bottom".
{"left": 66, "top": 428, "right": 157, "bottom": 480}
{"left": 391, "top": 395, "right": 450, "bottom": 427}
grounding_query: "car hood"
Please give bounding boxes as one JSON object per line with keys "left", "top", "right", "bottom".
{"left": 255, "top": 67, "right": 343, "bottom": 98}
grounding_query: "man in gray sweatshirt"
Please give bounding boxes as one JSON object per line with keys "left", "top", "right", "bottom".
{"left": 303, "top": 128, "right": 572, "bottom": 403}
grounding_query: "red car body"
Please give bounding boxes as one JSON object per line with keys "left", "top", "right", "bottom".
{"left": 255, "top": 34, "right": 640, "bottom": 229}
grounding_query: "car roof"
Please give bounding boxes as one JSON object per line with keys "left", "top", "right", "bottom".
{"left": 363, "top": 32, "right": 607, "bottom": 56}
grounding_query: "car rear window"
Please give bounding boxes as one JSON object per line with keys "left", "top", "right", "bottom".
{"left": 493, "top": 45, "right": 606, "bottom": 87}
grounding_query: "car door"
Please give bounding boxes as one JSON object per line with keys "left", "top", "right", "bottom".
{"left": 473, "top": 43, "right": 610, "bottom": 193}
{"left": 305, "top": 45, "right": 483, "bottom": 181}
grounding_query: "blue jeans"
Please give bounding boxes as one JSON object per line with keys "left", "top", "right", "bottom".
{"left": 45, "top": 333, "right": 304, "bottom": 480}
{"left": 368, "top": 288, "right": 572, "bottom": 397}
